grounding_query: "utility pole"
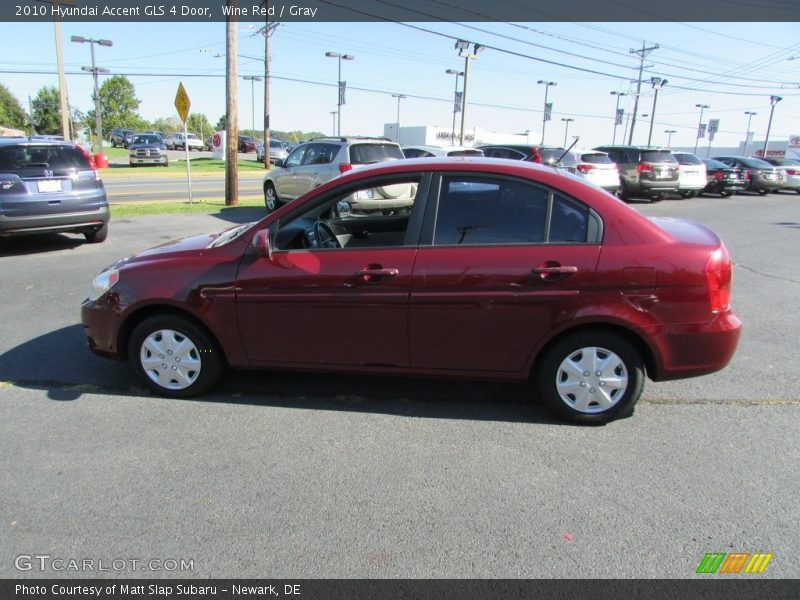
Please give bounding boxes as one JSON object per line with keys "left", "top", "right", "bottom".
{"left": 258, "top": 3, "right": 279, "bottom": 170}
{"left": 628, "top": 42, "right": 659, "bottom": 145}
{"left": 225, "top": 5, "right": 238, "bottom": 206}
{"left": 53, "top": 2, "right": 71, "bottom": 140}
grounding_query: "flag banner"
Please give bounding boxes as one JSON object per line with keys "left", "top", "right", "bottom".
{"left": 338, "top": 81, "right": 346, "bottom": 106}
{"left": 708, "top": 118, "right": 720, "bottom": 134}
{"left": 615, "top": 108, "right": 624, "bottom": 125}
{"left": 454, "top": 91, "right": 462, "bottom": 113}
{"left": 698, "top": 123, "right": 707, "bottom": 139}
{"left": 544, "top": 102, "right": 552, "bottom": 122}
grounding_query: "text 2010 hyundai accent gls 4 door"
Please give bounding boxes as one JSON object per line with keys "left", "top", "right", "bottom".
{"left": 82, "top": 158, "right": 741, "bottom": 424}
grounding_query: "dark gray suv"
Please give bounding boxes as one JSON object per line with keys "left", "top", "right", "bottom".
{"left": 0, "top": 139, "right": 110, "bottom": 243}
{"left": 593, "top": 145, "right": 680, "bottom": 201}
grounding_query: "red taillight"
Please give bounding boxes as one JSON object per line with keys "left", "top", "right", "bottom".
{"left": 786, "top": 169, "right": 798, "bottom": 176}
{"left": 637, "top": 163, "right": 652, "bottom": 174}
{"left": 713, "top": 171, "right": 724, "bottom": 180}
{"left": 705, "top": 246, "right": 732, "bottom": 314}
{"left": 576, "top": 164, "right": 594, "bottom": 174}
{"left": 338, "top": 163, "right": 353, "bottom": 173}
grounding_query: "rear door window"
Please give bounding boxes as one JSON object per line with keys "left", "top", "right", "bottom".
{"left": 349, "top": 143, "right": 404, "bottom": 164}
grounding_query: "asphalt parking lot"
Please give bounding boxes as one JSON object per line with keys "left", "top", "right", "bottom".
{"left": 0, "top": 191, "right": 798, "bottom": 578}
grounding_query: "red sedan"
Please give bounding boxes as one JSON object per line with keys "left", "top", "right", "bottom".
{"left": 81, "top": 158, "right": 741, "bottom": 424}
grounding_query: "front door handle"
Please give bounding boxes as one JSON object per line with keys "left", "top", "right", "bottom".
{"left": 355, "top": 267, "right": 399, "bottom": 283}
{"left": 532, "top": 266, "right": 578, "bottom": 275}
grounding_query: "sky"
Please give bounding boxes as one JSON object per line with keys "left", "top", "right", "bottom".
{"left": 1, "top": 20, "right": 799, "bottom": 151}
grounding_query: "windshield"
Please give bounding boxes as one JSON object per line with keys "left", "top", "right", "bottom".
{"left": 578, "top": 152, "right": 614, "bottom": 165}
{"left": 132, "top": 135, "right": 162, "bottom": 145}
{"left": 207, "top": 222, "right": 254, "bottom": 248}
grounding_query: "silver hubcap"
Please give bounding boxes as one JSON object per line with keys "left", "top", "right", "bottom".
{"left": 555, "top": 346, "right": 628, "bottom": 414}
{"left": 266, "top": 187, "right": 276, "bottom": 210}
{"left": 140, "top": 329, "right": 202, "bottom": 390}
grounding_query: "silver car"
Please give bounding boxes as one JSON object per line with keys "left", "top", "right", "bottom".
{"left": 764, "top": 158, "right": 800, "bottom": 194}
{"left": 263, "top": 137, "right": 406, "bottom": 213}
{"left": 256, "top": 139, "right": 289, "bottom": 164}
{"left": 0, "top": 139, "right": 109, "bottom": 243}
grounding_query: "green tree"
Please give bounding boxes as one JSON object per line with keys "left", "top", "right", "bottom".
{"left": 152, "top": 116, "right": 181, "bottom": 136}
{"left": 214, "top": 115, "right": 226, "bottom": 131}
{"left": 31, "top": 86, "right": 62, "bottom": 135}
{"left": 84, "top": 75, "right": 147, "bottom": 139}
{"left": 187, "top": 113, "right": 213, "bottom": 139}
{"left": 0, "top": 83, "right": 27, "bottom": 130}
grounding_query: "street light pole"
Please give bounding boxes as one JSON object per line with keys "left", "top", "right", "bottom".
{"left": 610, "top": 91, "right": 626, "bottom": 145}
{"left": 391, "top": 94, "right": 406, "bottom": 143}
{"left": 762, "top": 95, "right": 782, "bottom": 159}
{"left": 455, "top": 40, "right": 484, "bottom": 146}
{"left": 71, "top": 35, "right": 112, "bottom": 152}
{"left": 664, "top": 129, "right": 676, "bottom": 147}
{"left": 561, "top": 118, "right": 574, "bottom": 147}
{"left": 243, "top": 75, "right": 262, "bottom": 135}
{"left": 743, "top": 111, "right": 757, "bottom": 156}
{"left": 445, "top": 68, "right": 464, "bottom": 146}
{"left": 537, "top": 80, "right": 557, "bottom": 144}
{"left": 694, "top": 104, "right": 710, "bottom": 154}
{"left": 647, "top": 77, "right": 667, "bottom": 147}
{"left": 325, "top": 51, "right": 355, "bottom": 137}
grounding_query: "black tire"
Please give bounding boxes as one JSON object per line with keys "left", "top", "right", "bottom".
{"left": 650, "top": 192, "right": 665, "bottom": 202}
{"left": 720, "top": 190, "right": 734, "bottom": 198}
{"left": 757, "top": 189, "right": 769, "bottom": 196}
{"left": 618, "top": 180, "right": 630, "bottom": 202}
{"left": 680, "top": 191, "right": 696, "bottom": 199}
{"left": 535, "top": 331, "right": 645, "bottom": 424}
{"left": 264, "top": 182, "right": 279, "bottom": 212}
{"left": 84, "top": 223, "right": 108, "bottom": 244}
{"left": 128, "top": 314, "right": 223, "bottom": 398}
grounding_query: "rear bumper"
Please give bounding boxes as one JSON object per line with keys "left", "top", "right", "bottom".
{"left": 650, "top": 311, "right": 742, "bottom": 381}
{"left": 0, "top": 205, "right": 110, "bottom": 236}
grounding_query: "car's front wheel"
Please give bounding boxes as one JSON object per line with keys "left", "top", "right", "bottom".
{"left": 129, "top": 315, "right": 223, "bottom": 398}
{"left": 720, "top": 190, "right": 734, "bottom": 198}
{"left": 264, "top": 182, "right": 279, "bottom": 212}
{"left": 536, "top": 331, "right": 644, "bottom": 424}
{"left": 680, "top": 191, "right": 696, "bottom": 199}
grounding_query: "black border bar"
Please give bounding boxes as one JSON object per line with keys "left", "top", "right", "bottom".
{"left": 4, "top": 0, "right": 800, "bottom": 22}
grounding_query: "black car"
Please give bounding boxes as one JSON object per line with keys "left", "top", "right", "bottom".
{"left": 0, "top": 139, "right": 109, "bottom": 243}
{"left": 478, "top": 144, "right": 578, "bottom": 174}
{"left": 700, "top": 159, "right": 747, "bottom": 197}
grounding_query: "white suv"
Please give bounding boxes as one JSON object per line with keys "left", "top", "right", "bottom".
{"left": 672, "top": 151, "right": 707, "bottom": 199}
{"left": 172, "top": 132, "right": 204, "bottom": 151}
{"left": 263, "top": 137, "right": 407, "bottom": 213}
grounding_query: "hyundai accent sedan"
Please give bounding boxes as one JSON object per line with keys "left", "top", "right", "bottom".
{"left": 81, "top": 158, "right": 741, "bottom": 424}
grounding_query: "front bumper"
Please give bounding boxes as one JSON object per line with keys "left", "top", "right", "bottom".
{"left": 81, "top": 296, "right": 125, "bottom": 360}
{"left": 130, "top": 156, "right": 167, "bottom": 165}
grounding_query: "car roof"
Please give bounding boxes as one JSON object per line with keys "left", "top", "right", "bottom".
{"left": 0, "top": 137, "right": 79, "bottom": 148}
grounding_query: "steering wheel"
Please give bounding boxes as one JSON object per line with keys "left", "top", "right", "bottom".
{"left": 312, "top": 220, "right": 341, "bottom": 249}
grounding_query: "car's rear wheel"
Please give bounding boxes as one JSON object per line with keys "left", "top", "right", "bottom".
{"left": 680, "top": 191, "right": 696, "bottom": 199}
{"left": 650, "top": 192, "right": 665, "bottom": 202}
{"left": 129, "top": 315, "right": 223, "bottom": 398}
{"left": 264, "top": 182, "right": 279, "bottom": 212}
{"left": 757, "top": 189, "right": 769, "bottom": 196}
{"left": 720, "top": 190, "right": 734, "bottom": 198}
{"left": 84, "top": 223, "right": 108, "bottom": 244}
{"left": 536, "top": 331, "right": 644, "bottom": 424}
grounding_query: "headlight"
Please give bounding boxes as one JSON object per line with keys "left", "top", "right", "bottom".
{"left": 89, "top": 269, "right": 119, "bottom": 301}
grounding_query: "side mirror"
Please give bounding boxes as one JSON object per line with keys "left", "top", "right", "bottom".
{"left": 273, "top": 158, "right": 285, "bottom": 168}
{"left": 251, "top": 228, "right": 272, "bottom": 259}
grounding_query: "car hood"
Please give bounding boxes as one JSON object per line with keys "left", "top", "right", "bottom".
{"left": 129, "top": 143, "right": 165, "bottom": 150}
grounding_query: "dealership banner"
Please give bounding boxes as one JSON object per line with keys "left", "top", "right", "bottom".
{"left": 3, "top": 579, "right": 799, "bottom": 599}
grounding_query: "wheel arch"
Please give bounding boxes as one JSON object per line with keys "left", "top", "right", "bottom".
{"left": 117, "top": 304, "right": 227, "bottom": 366}
{"left": 530, "top": 322, "right": 658, "bottom": 382}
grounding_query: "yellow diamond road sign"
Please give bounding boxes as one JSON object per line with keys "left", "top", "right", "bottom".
{"left": 175, "top": 83, "right": 191, "bottom": 123}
